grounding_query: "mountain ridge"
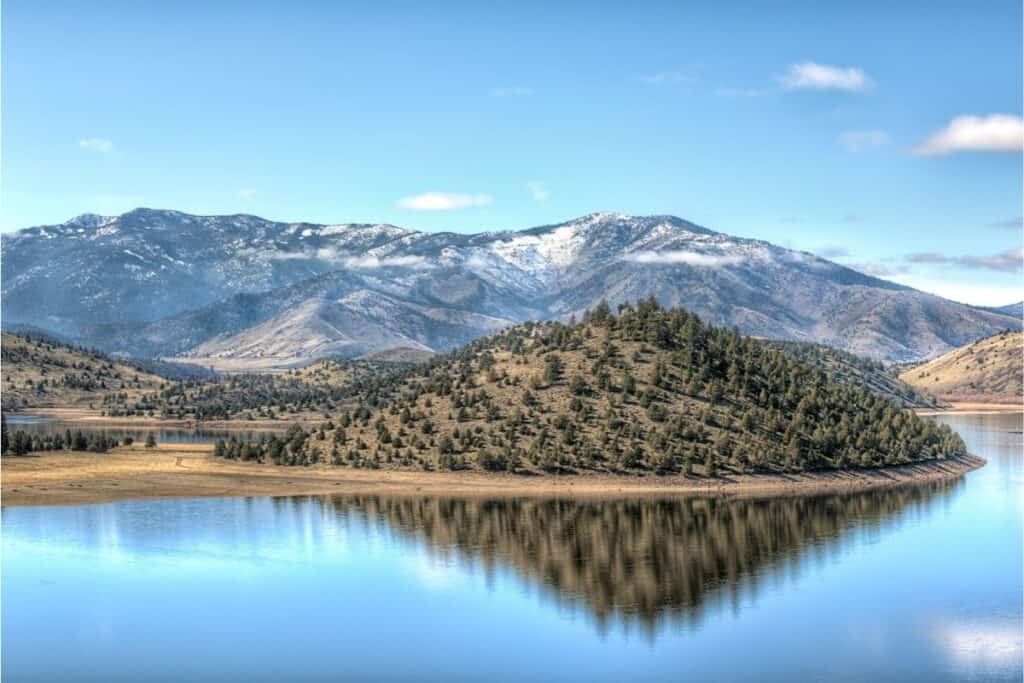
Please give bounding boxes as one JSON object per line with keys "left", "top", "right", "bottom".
{"left": 3, "top": 208, "right": 1017, "bottom": 366}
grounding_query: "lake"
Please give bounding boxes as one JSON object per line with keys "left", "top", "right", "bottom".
{"left": 2, "top": 414, "right": 286, "bottom": 444}
{"left": 2, "top": 412, "right": 1021, "bottom": 681}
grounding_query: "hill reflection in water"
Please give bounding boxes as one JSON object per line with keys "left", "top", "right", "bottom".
{"left": 314, "top": 482, "right": 960, "bottom": 635}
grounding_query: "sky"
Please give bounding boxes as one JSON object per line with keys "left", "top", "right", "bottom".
{"left": 2, "top": 0, "right": 1022, "bottom": 305}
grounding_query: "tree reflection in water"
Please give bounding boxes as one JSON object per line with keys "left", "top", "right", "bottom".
{"left": 312, "top": 481, "right": 960, "bottom": 636}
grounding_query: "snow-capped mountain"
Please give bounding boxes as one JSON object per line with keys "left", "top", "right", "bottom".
{"left": 2, "top": 208, "right": 1018, "bottom": 367}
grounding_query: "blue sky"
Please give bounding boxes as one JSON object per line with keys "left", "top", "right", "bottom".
{"left": 3, "top": 0, "right": 1021, "bottom": 304}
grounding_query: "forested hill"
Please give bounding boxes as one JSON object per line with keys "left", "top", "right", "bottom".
{"left": 216, "top": 299, "right": 966, "bottom": 475}
{"left": 1, "top": 333, "right": 168, "bottom": 410}
{"left": 763, "top": 340, "right": 939, "bottom": 409}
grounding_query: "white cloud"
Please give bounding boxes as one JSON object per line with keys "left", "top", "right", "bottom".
{"left": 261, "top": 250, "right": 310, "bottom": 261}
{"left": 489, "top": 86, "right": 533, "bottom": 97}
{"left": 79, "top": 137, "right": 113, "bottom": 153}
{"left": 640, "top": 68, "right": 698, "bottom": 86}
{"left": 341, "top": 254, "right": 430, "bottom": 269}
{"left": 914, "top": 114, "right": 1024, "bottom": 155}
{"left": 396, "top": 192, "right": 492, "bottom": 211}
{"left": 238, "top": 188, "right": 257, "bottom": 200}
{"left": 527, "top": 181, "right": 549, "bottom": 202}
{"left": 781, "top": 62, "right": 871, "bottom": 91}
{"left": 989, "top": 216, "right": 1023, "bottom": 229}
{"left": 261, "top": 246, "right": 429, "bottom": 269}
{"left": 848, "top": 262, "right": 910, "bottom": 277}
{"left": 839, "top": 130, "right": 889, "bottom": 152}
{"left": 817, "top": 246, "right": 851, "bottom": 258}
{"left": 624, "top": 250, "right": 743, "bottom": 267}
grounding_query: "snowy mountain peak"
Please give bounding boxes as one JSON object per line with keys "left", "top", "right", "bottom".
{"left": 4, "top": 207, "right": 1020, "bottom": 364}
{"left": 64, "top": 213, "right": 116, "bottom": 229}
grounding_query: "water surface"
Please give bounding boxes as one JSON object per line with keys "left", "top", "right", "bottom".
{"left": 3, "top": 414, "right": 285, "bottom": 444}
{"left": 3, "top": 413, "right": 1021, "bottom": 681}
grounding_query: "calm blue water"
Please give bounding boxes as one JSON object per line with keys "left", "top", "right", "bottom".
{"left": 2, "top": 413, "right": 1021, "bottom": 682}
{"left": 3, "top": 414, "right": 284, "bottom": 444}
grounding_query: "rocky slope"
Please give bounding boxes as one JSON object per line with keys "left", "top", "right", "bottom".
{"left": 3, "top": 209, "right": 1017, "bottom": 366}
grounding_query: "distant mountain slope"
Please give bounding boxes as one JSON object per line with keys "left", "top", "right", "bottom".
{"left": 176, "top": 292, "right": 508, "bottom": 371}
{"left": 977, "top": 301, "right": 1023, "bottom": 318}
{"left": 899, "top": 331, "right": 1023, "bottom": 404}
{"left": 3, "top": 209, "right": 1018, "bottom": 363}
{"left": 763, "top": 340, "right": 938, "bottom": 409}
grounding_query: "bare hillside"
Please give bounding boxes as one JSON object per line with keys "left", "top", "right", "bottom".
{"left": 900, "top": 331, "right": 1022, "bottom": 404}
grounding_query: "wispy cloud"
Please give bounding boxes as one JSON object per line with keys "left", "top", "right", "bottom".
{"left": 839, "top": 130, "right": 889, "bottom": 152}
{"left": 714, "top": 87, "right": 767, "bottom": 98}
{"left": 817, "top": 246, "right": 851, "bottom": 258}
{"left": 489, "top": 86, "right": 533, "bottom": 97}
{"left": 397, "top": 192, "right": 492, "bottom": 211}
{"left": 624, "top": 250, "right": 743, "bottom": 267}
{"left": 640, "top": 68, "right": 698, "bottom": 86}
{"left": 780, "top": 62, "right": 871, "bottom": 92}
{"left": 527, "top": 181, "right": 549, "bottom": 202}
{"left": 989, "top": 216, "right": 1023, "bottom": 229}
{"left": 849, "top": 262, "right": 910, "bottom": 277}
{"left": 907, "top": 248, "right": 1023, "bottom": 272}
{"left": 79, "top": 137, "right": 113, "bottom": 153}
{"left": 263, "top": 247, "right": 430, "bottom": 270}
{"left": 340, "top": 254, "right": 430, "bottom": 269}
{"left": 914, "top": 114, "right": 1024, "bottom": 155}
{"left": 238, "top": 188, "right": 257, "bottom": 200}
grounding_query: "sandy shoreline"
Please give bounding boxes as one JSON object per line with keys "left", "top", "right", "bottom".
{"left": 915, "top": 401, "right": 1023, "bottom": 416}
{"left": 0, "top": 442, "right": 986, "bottom": 507}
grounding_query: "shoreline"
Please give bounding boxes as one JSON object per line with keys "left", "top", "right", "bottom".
{"left": 915, "top": 401, "right": 1022, "bottom": 416}
{"left": 0, "top": 443, "right": 986, "bottom": 507}
{"left": 2, "top": 407, "right": 315, "bottom": 430}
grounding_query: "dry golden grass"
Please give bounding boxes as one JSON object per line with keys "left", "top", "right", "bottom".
{"left": 1, "top": 334, "right": 167, "bottom": 410}
{"left": 900, "top": 331, "right": 1022, "bottom": 404}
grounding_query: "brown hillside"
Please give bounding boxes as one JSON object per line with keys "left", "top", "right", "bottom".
{"left": 900, "top": 331, "right": 1022, "bottom": 404}
{"left": 1, "top": 333, "right": 167, "bottom": 411}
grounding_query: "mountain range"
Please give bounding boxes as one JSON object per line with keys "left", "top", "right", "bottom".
{"left": 2, "top": 208, "right": 1018, "bottom": 369}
